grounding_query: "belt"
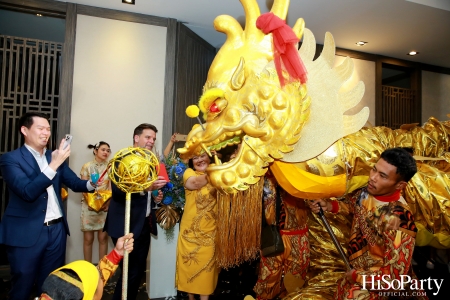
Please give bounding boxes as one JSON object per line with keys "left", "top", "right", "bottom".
{"left": 44, "top": 217, "right": 63, "bottom": 226}
{"left": 280, "top": 226, "right": 308, "bottom": 236}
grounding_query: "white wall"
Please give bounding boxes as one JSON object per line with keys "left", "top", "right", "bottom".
{"left": 422, "top": 70, "right": 450, "bottom": 122}
{"left": 67, "top": 14, "right": 167, "bottom": 263}
{"left": 334, "top": 56, "right": 376, "bottom": 127}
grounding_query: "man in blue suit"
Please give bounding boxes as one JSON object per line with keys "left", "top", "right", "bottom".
{"left": 104, "top": 123, "right": 167, "bottom": 300}
{"left": 0, "top": 112, "right": 95, "bottom": 299}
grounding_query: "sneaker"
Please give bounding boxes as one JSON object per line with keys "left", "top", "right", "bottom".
{"left": 426, "top": 260, "right": 435, "bottom": 269}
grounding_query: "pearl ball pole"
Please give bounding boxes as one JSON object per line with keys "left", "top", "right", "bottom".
{"left": 108, "top": 147, "right": 159, "bottom": 300}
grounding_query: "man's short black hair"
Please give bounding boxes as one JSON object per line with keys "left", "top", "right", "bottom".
{"left": 133, "top": 123, "right": 158, "bottom": 140}
{"left": 18, "top": 112, "right": 50, "bottom": 136}
{"left": 380, "top": 147, "right": 417, "bottom": 182}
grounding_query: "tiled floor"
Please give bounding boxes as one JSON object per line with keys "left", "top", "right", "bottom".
{"left": 101, "top": 270, "right": 149, "bottom": 300}
{"left": 0, "top": 262, "right": 258, "bottom": 300}
{"left": 102, "top": 263, "right": 258, "bottom": 300}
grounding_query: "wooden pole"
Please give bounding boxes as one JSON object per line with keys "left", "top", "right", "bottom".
{"left": 122, "top": 192, "right": 131, "bottom": 299}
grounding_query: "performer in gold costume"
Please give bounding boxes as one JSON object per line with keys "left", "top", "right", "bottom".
{"left": 254, "top": 172, "right": 310, "bottom": 300}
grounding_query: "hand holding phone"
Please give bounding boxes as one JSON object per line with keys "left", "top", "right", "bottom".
{"left": 63, "top": 134, "right": 73, "bottom": 150}
{"left": 175, "top": 134, "right": 187, "bottom": 142}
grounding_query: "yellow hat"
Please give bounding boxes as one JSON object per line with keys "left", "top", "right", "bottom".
{"left": 50, "top": 260, "right": 99, "bottom": 300}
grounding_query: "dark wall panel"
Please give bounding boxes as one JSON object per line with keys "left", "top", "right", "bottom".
{"left": 173, "top": 23, "right": 215, "bottom": 138}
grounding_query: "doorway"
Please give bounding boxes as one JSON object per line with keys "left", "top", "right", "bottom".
{"left": 377, "top": 62, "right": 421, "bottom": 128}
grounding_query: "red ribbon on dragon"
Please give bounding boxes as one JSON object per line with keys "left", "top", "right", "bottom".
{"left": 256, "top": 12, "right": 308, "bottom": 87}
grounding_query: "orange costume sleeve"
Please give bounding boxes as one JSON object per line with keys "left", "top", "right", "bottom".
{"left": 97, "top": 249, "right": 122, "bottom": 286}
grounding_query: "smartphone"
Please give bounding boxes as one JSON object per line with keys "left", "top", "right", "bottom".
{"left": 63, "top": 134, "right": 73, "bottom": 150}
{"left": 175, "top": 134, "right": 187, "bottom": 141}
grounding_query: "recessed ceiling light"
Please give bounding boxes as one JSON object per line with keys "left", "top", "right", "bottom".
{"left": 355, "top": 41, "right": 368, "bottom": 46}
{"left": 36, "top": 14, "right": 43, "bottom": 17}
{"left": 122, "top": 0, "right": 135, "bottom": 4}
{"left": 407, "top": 51, "right": 419, "bottom": 56}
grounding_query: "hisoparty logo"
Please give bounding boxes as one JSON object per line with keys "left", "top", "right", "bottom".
{"left": 362, "top": 274, "right": 443, "bottom": 296}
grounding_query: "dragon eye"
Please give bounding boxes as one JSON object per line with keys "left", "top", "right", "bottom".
{"left": 210, "top": 102, "right": 220, "bottom": 113}
{"left": 198, "top": 88, "right": 225, "bottom": 117}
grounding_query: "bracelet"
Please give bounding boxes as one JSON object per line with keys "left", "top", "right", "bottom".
{"left": 330, "top": 200, "right": 339, "bottom": 214}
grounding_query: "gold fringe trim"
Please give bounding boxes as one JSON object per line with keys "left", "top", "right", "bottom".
{"left": 216, "top": 178, "right": 264, "bottom": 268}
{"left": 52, "top": 271, "right": 84, "bottom": 292}
{"left": 97, "top": 255, "right": 119, "bottom": 286}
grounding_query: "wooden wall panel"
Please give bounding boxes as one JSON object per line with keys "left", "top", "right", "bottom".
{"left": 162, "top": 18, "right": 178, "bottom": 149}
{"left": 380, "top": 86, "right": 416, "bottom": 129}
{"left": 172, "top": 23, "right": 215, "bottom": 143}
{"left": 57, "top": 3, "right": 75, "bottom": 143}
{"left": 376, "top": 60, "right": 421, "bottom": 127}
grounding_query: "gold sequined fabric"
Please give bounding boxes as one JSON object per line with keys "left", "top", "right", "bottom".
{"left": 97, "top": 255, "right": 119, "bottom": 287}
{"left": 80, "top": 160, "right": 111, "bottom": 230}
{"left": 284, "top": 117, "right": 450, "bottom": 248}
{"left": 284, "top": 117, "right": 450, "bottom": 299}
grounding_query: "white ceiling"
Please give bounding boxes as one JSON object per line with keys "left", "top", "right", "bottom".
{"left": 56, "top": 0, "right": 450, "bottom": 68}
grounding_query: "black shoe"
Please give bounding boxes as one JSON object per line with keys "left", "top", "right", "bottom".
{"left": 177, "top": 290, "right": 189, "bottom": 299}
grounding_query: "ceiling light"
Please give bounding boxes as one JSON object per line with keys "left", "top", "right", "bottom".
{"left": 355, "top": 41, "right": 367, "bottom": 46}
{"left": 122, "top": 0, "right": 135, "bottom": 4}
{"left": 407, "top": 51, "right": 419, "bottom": 56}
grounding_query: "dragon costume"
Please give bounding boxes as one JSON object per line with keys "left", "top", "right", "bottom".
{"left": 177, "top": 0, "right": 450, "bottom": 298}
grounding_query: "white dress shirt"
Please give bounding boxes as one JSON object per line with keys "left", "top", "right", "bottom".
{"left": 24, "top": 144, "right": 62, "bottom": 222}
{"left": 24, "top": 144, "right": 94, "bottom": 223}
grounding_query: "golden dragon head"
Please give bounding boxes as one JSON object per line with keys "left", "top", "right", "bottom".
{"left": 178, "top": 0, "right": 369, "bottom": 193}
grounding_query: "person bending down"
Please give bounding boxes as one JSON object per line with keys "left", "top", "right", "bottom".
{"left": 39, "top": 233, "right": 134, "bottom": 300}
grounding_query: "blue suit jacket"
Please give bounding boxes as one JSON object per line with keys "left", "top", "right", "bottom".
{"left": 0, "top": 145, "right": 90, "bottom": 247}
{"left": 104, "top": 182, "right": 158, "bottom": 239}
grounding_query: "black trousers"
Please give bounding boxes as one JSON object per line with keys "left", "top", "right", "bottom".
{"left": 111, "top": 217, "right": 151, "bottom": 300}
{"left": 7, "top": 222, "right": 66, "bottom": 300}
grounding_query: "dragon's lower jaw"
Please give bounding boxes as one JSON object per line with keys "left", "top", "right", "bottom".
{"left": 207, "top": 142, "right": 268, "bottom": 193}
